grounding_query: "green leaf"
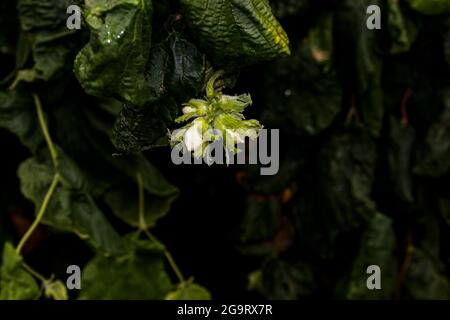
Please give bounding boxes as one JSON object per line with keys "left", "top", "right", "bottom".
{"left": 28, "top": 31, "right": 76, "bottom": 81}
{"left": 17, "top": 0, "right": 73, "bottom": 31}
{"left": 261, "top": 14, "right": 341, "bottom": 136}
{"left": 0, "top": 214, "right": 13, "bottom": 267}
{"left": 111, "top": 27, "right": 210, "bottom": 153}
{"left": 294, "top": 127, "right": 378, "bottom": 259}
{"left": 406, "top": 0, "right": 450, "bottom": 15}
{"left": 0, "top": 243, "right": 40, "bottom": 300}
{"left": 109, "top": 156, "right": 178, "bottom": 220}
{"left": 17, "top": 154, "right": 126, "bottom": 256}
{"left": 104, "top": 183, "right": 178, "bottom": 229}
{"left": 44, "top": 280, "right": 69, "bottom": 300}
{"left": 318, "top": 129, "right": 378, "bottom": 226}
{"left": 334, "top": 0, "right": 383, "bottom": 137}
{"left": 49, "top": 99, "right": 179, "bottom": 228}
{"left": 112, "top": 100, "right": 178, "bottom": 153}
{"left": 404, "top": 248, "right": 450, "bottom": 299}
{"left": 240, "top": 197, "right": 279, "bottom": 243}
{"left": 0, "top": 89, "right": 44, "bottom": 152}
{"left": 345, "top": 213, "right": 398, "bottom": 299}
{"left": 145, "top": 27, "right": 210, "bottom": 105}
{"left": 166, "top": 283, "right": 212, "bottom": 300}
{"left": 388, "top": 117, "right": 415, "bottom": 203}
{"left": 79, "top": 235, "right": 172, "bottom": 299}
{"left": 180, "top": 0, "right": 290, "bottom": 67}
{"left": 258, "top": 258, "right": 315, "bottom": 299}
{"left": 415, "top": 90, "right": 450, "bottom": 177}
{"left": 74, "top": 0, "right": 153, "bottom": 106}
{"left": 387, "top": 0, "right": 414, "bottom": 54}
{"left": 15, "top": 0, "right": 80, "bottom": 83}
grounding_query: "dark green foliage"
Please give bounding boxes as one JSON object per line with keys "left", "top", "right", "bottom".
{"left": 238, "top": 0, "right": 450, "bottom": 300}
{"left": 261, "top": 14, "right": 342, "bottom": 136}
{"left": 79, "top": 235, "right": 172, "bottom": 299}
{"left": 0, "top": 0, "right": 449, "bottom": 301}
{"left": 112, "top": 26, "right": 210, "bottom": 153}
{"left": 0, "top": 90, "right": 44, "bottom": 152}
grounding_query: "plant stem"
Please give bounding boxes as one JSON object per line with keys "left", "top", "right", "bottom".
{"left": 135, "top": 173, "right": 185, "bottom": 283}
{"left": 137, "top": 173, "right": 146, "bottom": 230}
{"left": 16, "top": 93, "right": 61, "bottom": 254}
{"left": 22, "top": 262, "right": 47, "bottom": 282}
{"left": 16, "top": 173, "right": 60, "bottom": 254}
{"left": 33, "top": 93, "right": 58, "bottom": 167}
{"left": 143, "top": 229, "right": 186, "bottom": 284}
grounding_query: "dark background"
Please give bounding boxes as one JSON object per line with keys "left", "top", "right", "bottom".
{"left": 1, "top": 0, "right": 449, "bottom": 299}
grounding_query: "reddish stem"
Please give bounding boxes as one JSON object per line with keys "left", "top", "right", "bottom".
{"left": 400, "top": 88, "right": 413, "bottom": 126}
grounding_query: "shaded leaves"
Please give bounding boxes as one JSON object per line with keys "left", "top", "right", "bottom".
{"left": 345, "top": 213, "right": 398, "bottom": 299}
{"left": 17, "top": 154, "right": 126, "bottom": 256}
{"left": 79, "top": 235, "right": 172, "bottom": 299}
{"left": 261, "top": 14, "right": 341, "bottom": 136}
{"left": 0, "top": 89, "right": 44, "bottom": 152}
{"left": 415, "top": 90, "right": 450, "bottom": 177}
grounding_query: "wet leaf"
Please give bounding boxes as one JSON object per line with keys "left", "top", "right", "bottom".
{"left": 74, "top": 0, "right": 153, "bottom": 106}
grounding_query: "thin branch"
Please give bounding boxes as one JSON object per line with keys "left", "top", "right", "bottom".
{"left": 33, "top": 93, "right": 58, "bottom": 167}
{"left": 143, "top": 229, "right": 186, "bottom": 284}
{"left": 22, "top": 262, "right": 47, "bottom": 282}
{"left": 16, "top": 174, "right": 60, "bottom": 254}
{"left": 137, "top": 173, "right": 146, "bottom": 230}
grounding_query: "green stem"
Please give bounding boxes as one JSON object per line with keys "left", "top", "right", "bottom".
{"left": 33, "top": 93, "right": 58, "bottom": 167}
{"left": 143, "top": 229, "right": 186, "bottom": 284}
{"left": 16, "top": 93, "right": 61, "bottom": 254}
{"left": 137, "top": 173, "right": 146, "bottom": 230}
{"left": 16, "top": 173, "right": 60, "bottom": 254}
{"left": 136, "top": 172, "right": 185, "bottom": 284}
{"left": 22, "top": 262, "right": 47, "bottom": 282}
{"left": 206, "top": 70, "right": 225, "bottom": 99}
